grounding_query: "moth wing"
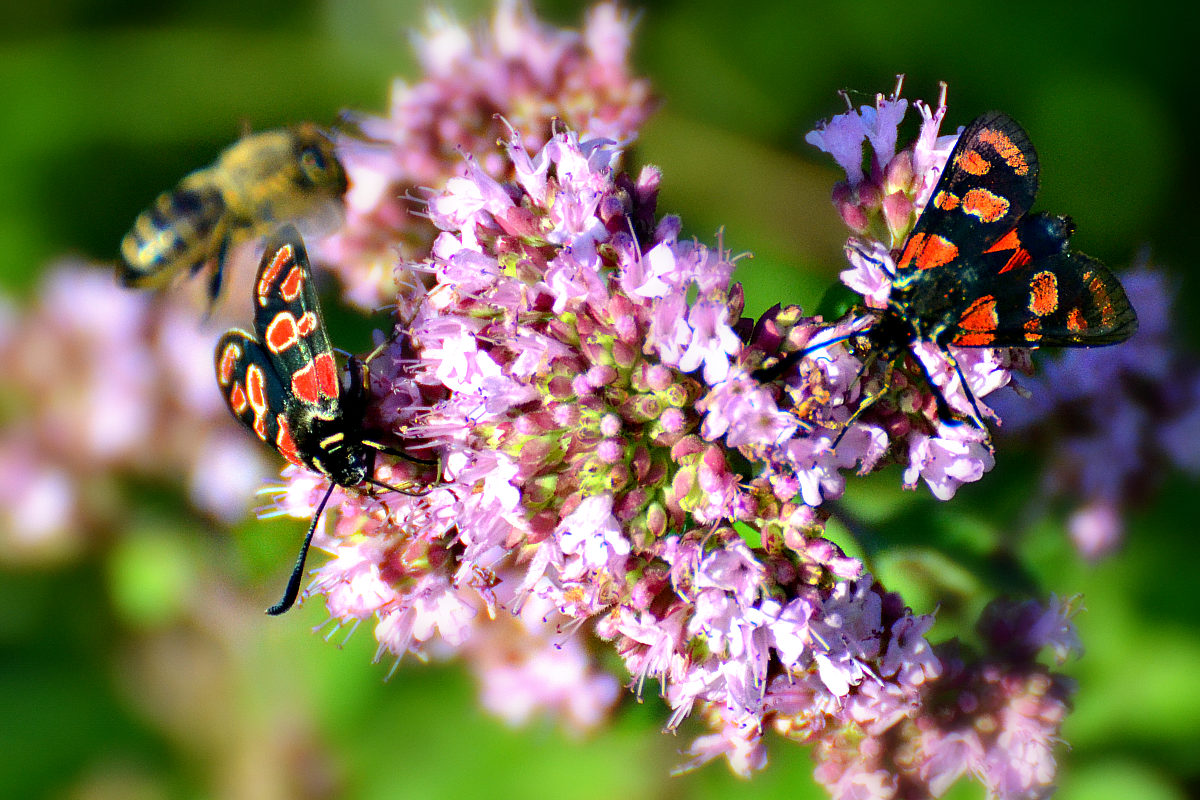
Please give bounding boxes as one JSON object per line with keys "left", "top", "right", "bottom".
{"left": 950, "top": 251, "right": 1138, "bottom": 348}
{"left": 250, "top": 224, "right": 340, "bottom": 416}
{"left": 214, "top": 329, "right": 307, "bottom": 467}
{"left": 896, "top": 112, "right": 1040, "bottom": 275}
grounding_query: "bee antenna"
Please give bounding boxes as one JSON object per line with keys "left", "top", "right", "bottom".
{"left": 266, "top": 483, "right": 336, "bottom": 616}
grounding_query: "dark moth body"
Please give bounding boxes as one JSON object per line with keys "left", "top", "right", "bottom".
{"left": 882, "top": 112, "right": 1135, "bottom": 358}
{"left": 215, "top": 226, "right": 391, "bottom": 615}
{"left": 760, "top": 111, "right": 1137, "bottom": 427}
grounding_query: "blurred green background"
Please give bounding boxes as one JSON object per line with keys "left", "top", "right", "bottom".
{"left": 1, "top": 1, "right": 1196, "bottom": 798}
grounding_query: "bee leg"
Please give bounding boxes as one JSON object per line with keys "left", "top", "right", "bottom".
{"left": 266, "top": 482, "right": 335, "bottom": 615}
{"left": 205, "top": 231, "right": 231, "bottom": 308}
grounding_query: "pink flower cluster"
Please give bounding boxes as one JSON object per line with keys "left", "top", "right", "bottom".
{"left": 1, "top": 3, "right": 1177, "bottom": 795}
{"left": 253, "top": 47, "right": 1086, "bottom": 791}
{"left": 738, "top": 84, "right": 1023, "bottom": 505}
{"left": 319, "top": 0, "right": 654, "bottom": 308}
{"left": 0, "top": 262, "right": 270, "bottom": 563}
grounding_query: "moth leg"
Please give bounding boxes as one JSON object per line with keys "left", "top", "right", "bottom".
{"left": 830, "top": 353, "right": 886, "bottom": 449}
{"left": 912, "top": 345, "right": 990, "bottom": 437}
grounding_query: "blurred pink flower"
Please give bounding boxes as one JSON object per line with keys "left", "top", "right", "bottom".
{"left": 317, "top": 0, "right": 655, "bottom": 308}
{"left": 0, "top": 260, "right": 271, "bottom": 562}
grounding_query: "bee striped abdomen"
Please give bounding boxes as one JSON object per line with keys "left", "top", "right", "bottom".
{"left": 115, "top": 124, "right": 346, "bottom": 303}
{"left": 118, "top": 182, "right": 225, "bottom": 287}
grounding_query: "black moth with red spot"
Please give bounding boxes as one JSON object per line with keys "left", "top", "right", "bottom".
{"left": 215, "top": 224, "right": 428, "bottom": 615}
{"left": 762, "top": 111, "right": 1138, "bottom": 426}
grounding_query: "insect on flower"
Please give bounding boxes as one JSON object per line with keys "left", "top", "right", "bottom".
{"left": 214, "top": 225, "right": 433, "bottom": 615}
{"left": 119, "top": 123, "right": 348, "bottom": 305}
{"left": 758, "top": 111, "right": 1138, "bottom": 434}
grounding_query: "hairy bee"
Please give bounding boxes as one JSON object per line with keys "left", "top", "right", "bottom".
{"left": 118, "top": 123, "right": 348, "bottom": 303}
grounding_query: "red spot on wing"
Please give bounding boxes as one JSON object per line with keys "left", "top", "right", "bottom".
{"left": 977, "top": 128, "right": 1029, "bottom": 175}
{"left": 275, "top": 415, "right": 304, "bottom": 466}
{"left": 314, "top": 352, "right": 339, "bottom": 399}
{"left": 1028, "top": 271, "right": 1059, "bottom": 317}
{"left": 1066, "top": 308, "right": 1086, "bottom": 333}
{"left": 1024, "top": 318, "right": 1042, "bottom": 343}
{"left": 961, "top": 188, "right": 1009, "bottom": 223}
{"left": 280, "top": 265, "right": 305, "bottom": 302}
{"left": 954, "top": 295, "right": 998, "bottom": 347}
{"left": 954, "top": 331, "right": 995, "bottom": 346}
{"left": 899, "top": 232, "right": 959, "bottom": 272}
{"left": 984, "top": 228, "right": 1020, "bottom": 254}
{"left": 257, "top": 244, "right": 294, "bottom": 306}
{"left": 983, "top": 229, "right": 1033, "bottom": 274}
{"left": 290, "top": 361, "right": 320, "bottom": 404}
{"left": 296, "top": 311, "right": 318, "bottom": 337}
{"left": 246, "top": 364, "right": 268, "bottom": 414}
{"left": 229, "top": 382, "right": 248, "bottom": 414}
{"left": 246, "top": 363, "right": 270, "bottom": 442}
{"left": 217, "top": 342, "right": 240, "bottom": 386}
{"left": 956, "top": 149, "right": 990, "bottom": 176}
{"left": 1085, "top": 272, "right": 1120, "bottom": 328}
{"left": 934, "top": 190, "right": 959, "bottom": 211}
{"left": 265, "top": 312, "right": 299, "bottom": 354}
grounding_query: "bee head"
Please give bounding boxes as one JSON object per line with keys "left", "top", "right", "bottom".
{"left": 292, "top": 124, "right": 349, "bottom": 196}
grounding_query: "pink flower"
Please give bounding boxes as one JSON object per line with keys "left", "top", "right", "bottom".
{"left": 319, "top": 0, "right": 655, "bottom": 307}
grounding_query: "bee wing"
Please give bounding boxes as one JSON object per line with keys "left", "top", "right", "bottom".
{"left": 214, "top": 329, "right": 307, "bottom": 467}
{"left": 896, "top": 112, "right": 1040, "bottom": 275}
{"left": 949, "top": 251, "right": 1138, "bottom": 348}
{"left": 249, "top": 225, "right": 341, "bottom": 416}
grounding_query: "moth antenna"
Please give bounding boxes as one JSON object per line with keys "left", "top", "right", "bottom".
{"left": 752, "top": 329, "right": 861, "bottom": 382}
{"left": 365, "top": 476, "right": 430, "bottom": 497}
{"left": 266, "top": 482, "right": 335, "bottom": 616}
{"left": 362, "top": 439, "right": 438, "bottom": 466}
